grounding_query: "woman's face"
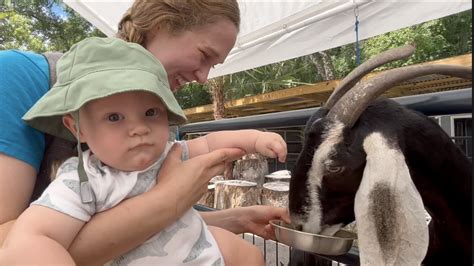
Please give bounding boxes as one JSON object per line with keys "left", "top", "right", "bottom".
{"left": 145, "top": 19, "right": 238, "bottom": 92}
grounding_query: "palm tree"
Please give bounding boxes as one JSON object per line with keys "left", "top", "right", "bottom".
{"left": 208, "top": 76, "right": 226, "bottom": 120}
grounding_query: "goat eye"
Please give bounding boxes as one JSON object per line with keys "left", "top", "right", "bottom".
{"left": 327, "top": 165, "right": 344, "bottom": 173}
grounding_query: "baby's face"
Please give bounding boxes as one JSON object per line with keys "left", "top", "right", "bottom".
{"left": 79, "top": 91, "right": 170, "bottom": 171}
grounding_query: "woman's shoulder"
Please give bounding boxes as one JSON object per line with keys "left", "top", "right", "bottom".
{"left": 0, "top": 50, "right": 51, "bottom": 172}
{"left": 0, "top": 50, "right": 49, "bottom": 78}
{"left": 0, "top": 49, "right": 45, "bottom": 63}
{"left": 0, "top": 49, "right": 50, "bottom": 104}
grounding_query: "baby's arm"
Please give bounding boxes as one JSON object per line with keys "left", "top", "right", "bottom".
{"left": 0, "top": 205, "right": 85, "bottom": 264}
{"left": 186, "top": 129, "right": 287, "bottom": 162}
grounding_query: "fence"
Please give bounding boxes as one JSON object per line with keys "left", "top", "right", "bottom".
{"left": 452, "top": 136, "right": 472, "bottom": 160}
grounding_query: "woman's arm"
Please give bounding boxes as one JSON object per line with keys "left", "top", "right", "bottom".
{"left": 187, "top": 129, "right": 287, "bottom": 162}
{"left": 68, "top": 183, "right": 178, "bottom": 265}
{"left": 68, "top": 146, "right": 246, "bottom": 265}
{"left": 0, "top": 50, "right": 50, "bottom": 247}
{"left": 0, "top": 154, "right": 36, "bottom": 245}
{"left": 200, "top": 205, "right": 291, "bottom": 240}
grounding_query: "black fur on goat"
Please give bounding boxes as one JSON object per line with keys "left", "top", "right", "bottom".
{"left": 288, "top": 45, "right": 472, "bottom": 265}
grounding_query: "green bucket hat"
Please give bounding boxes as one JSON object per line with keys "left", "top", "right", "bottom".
{"left": 23, "top": 37, "right": 187, "bottom": 203}
{"left": 23, "top": 37, "right": 187, "bottom": 142}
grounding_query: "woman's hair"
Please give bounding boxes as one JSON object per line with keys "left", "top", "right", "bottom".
{"left": 117, "top": 0, "right": 240, "bottom": 46}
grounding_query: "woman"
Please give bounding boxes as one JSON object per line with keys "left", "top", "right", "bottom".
{"left": 0, "top": 1, "right": 290, "bottom": 265}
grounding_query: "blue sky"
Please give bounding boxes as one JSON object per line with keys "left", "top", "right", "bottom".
{"left": 51, "top": 2, "right": 68, "bottom": 19}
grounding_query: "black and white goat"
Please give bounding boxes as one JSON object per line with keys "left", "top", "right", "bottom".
{"left": 288, "top": 45, "right": 472, "bottom": 265}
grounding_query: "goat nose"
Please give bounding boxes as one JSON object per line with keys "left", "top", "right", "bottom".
{"left": 294, "top": 224, "right": 303, "bottom": 231}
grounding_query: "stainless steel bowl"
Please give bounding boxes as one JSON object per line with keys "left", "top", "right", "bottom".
{"left": 270, "top": 220, "right": 356, "bottom": 255}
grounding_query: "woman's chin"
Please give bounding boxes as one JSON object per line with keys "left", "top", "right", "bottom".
{"left": 168, "top": 79, "right": 179, "bottom": 92}
{"left": 170, "top": 84, "right": 181, "bottom": 93}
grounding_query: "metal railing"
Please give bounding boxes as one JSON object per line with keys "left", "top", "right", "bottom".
{"left": 452, "top": 136, "right": 472, "bottom": 159}
{"left": 242, "top": 232, "right": 361, "bottom": 266}
{"left": 178, "top": 89, "right": 472, "bottom": 136}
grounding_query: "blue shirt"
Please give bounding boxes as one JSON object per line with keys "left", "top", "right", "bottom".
{"left": 0, "top": 50, "right": 49, "bottom": 171}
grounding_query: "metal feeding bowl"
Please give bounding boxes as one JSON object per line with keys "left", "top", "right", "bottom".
{"left": 270, "top": 220, "right": 357, "bottom": 255}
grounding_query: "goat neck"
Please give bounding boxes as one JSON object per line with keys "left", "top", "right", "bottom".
{"left": 402, "top": 113, "right": 472, "bottom": 265}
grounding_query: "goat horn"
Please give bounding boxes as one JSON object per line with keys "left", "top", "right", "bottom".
{"left": 327, "top": 64, "right": 472, "bottom": 127}
{"left": 325, "top": 45, "right": 415, "bottom": 110}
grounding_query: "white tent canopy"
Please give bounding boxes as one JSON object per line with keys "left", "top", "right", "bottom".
{"left": 64, "top": 0, "right": 471, "bottom": 78}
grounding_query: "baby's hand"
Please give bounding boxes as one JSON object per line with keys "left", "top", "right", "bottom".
{"left": 255, "top": 132, "right": 287, "bottom": 163}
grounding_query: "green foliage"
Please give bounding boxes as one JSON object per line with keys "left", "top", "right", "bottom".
{"left": 0, "top": 10, "right": 45, "bottom": 51}
{"left": 0, "top": 0, "right": 104, "bottom": 52}
{"left": 225, "top": 56, "right": 317, "bottom": 100}
{"left": 363, "top": 21, "right": 452, "bottom": 69}
{"left": 0, "top": 0, "right": 12, "bottom": 7}
{"left": 435, "top": 10, "right": 472, "bottom": 55}
{"left": 174, "top": 83, "right": 212, "bottom": 109}
{"left": 331, "top": 44, "right": 359, "bottom": 80}
{"left": 335, "top": 10, "right": 472, "bottom": 76}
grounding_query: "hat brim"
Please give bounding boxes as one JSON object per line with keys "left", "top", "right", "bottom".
{"left": 23, "top": 69, "right": 187, "bottom": 141}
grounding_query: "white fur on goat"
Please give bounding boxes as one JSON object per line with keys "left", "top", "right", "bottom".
{"left": 302, "top": 120, "right": 345, "bottom": 234}
{"left": 355, "top": 132, "right": 429, "bottom": 265}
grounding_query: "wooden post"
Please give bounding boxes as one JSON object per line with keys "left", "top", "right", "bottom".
{"left": 197, "top": 183, "right": 216, "bottom": 208}
{"left": 264, "top": 170, "right": 291, "bottom": 183}
{"left": 197, "top": 176, "right": 225, "bottom": 208}
{"left": 214, "top": 180, "right": 260, "bottom": 209}
{"left": 232, "top": 153, "right": 268, "bottom": 186}
{"left": 261, "top": 181, "right": 289, "bottom": 208}
{"left": 210, "top": 175, "right": 224, "bottom": 183}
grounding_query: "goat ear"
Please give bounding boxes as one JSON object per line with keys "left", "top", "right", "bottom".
{"left": 354, "top": 133, "right": 429, "bottom": 265}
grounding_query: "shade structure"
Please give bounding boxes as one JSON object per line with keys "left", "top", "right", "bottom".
{"left": 64, "top": 0, "right": 471, "bottom": 78}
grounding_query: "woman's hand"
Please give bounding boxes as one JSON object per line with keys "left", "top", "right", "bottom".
{"left": 154, "top": 144, "right": 246, "bottom": 217}
{"left": 239, "top": 205, "right": 291, "bottom": 240}
{"left": 201, "top": 205, "right": 291, "bottom": 240}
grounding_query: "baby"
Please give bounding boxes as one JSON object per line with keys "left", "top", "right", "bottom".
{"left": 1, "top": 37, "right": 286, "bottom": 265}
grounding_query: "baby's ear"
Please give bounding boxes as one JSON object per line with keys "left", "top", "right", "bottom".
{"left": 62, "top": 114, "right": 84, "bottom": 142}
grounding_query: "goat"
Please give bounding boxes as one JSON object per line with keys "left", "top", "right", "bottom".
{"left": 288, "top": 45, "right": 472, "bottom": 265}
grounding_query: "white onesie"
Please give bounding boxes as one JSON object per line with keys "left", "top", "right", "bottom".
{"left": 32, "top": 141, "right": 224, "bottom": 266}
